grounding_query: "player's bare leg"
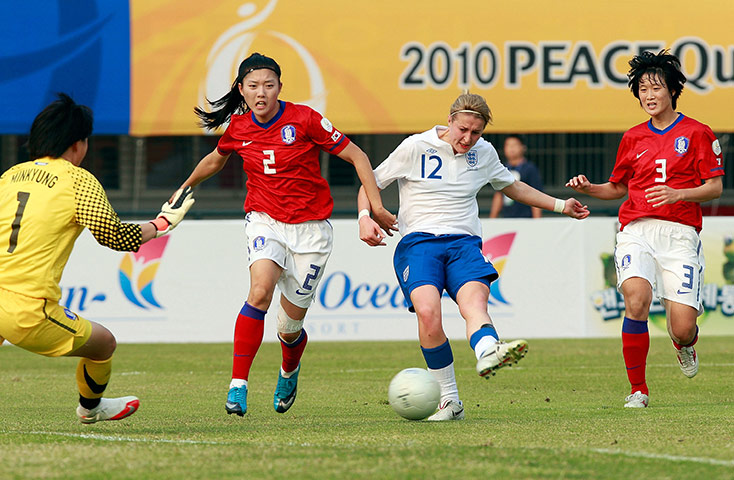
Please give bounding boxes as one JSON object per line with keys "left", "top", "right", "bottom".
{"left": 69, "top": 322, "right": 139, "bottom": 423}
{"left": 621, "top": 277, "right": 652, "bottom": 407}
{"left": 227, "top": 259, "right": 280, "bottom": 416}
{"left": 665, "top": 300, "right": 699, "bottom": 378}
{"left": 457, "top": 282, "right": 527, "bottom": 378}
{"left": 274, "top": 296, "right": 308, "bottom": 413}
{"left": 412, "top": 286, "right": 463, "bottom": 421}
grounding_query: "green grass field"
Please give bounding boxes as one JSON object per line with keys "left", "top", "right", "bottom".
{"left": 1, "top": 336, "right": 733, "bottom": 479}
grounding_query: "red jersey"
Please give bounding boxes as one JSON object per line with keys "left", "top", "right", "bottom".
{"left": 217, "top": 101, "right": 350, "bottom": 223}
{"left": 610, "top": 114, "right": 724, "bottom": 232}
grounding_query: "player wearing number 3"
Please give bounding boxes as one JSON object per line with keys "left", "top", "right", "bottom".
{"left": 358, "top": 92, "right": 589, "bottom": 420}
{"left": 566, "top": 50, "right": 724, "bottom": 408}
{"left": 0, "top": 94, "right": 194, "bottom": 423}
{"left": 178, "top": 53, "right": 396, "bottom": 416}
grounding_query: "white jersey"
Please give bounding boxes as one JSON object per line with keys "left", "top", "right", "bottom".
{"left": 374, "top": 126, "right": 515, "bottom": 237}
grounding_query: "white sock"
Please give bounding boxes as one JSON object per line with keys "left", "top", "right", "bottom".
{"left": 474, "top": 335, "right": 499, "bottom": 360}
{"left": 280, "top": 366, "right": 299, "bottom": 378}
{"left": 230, "top": 378, "right": 247, "bottom": 389}
{"left": 428, "top": 363, "right": 460, "bottom": 406}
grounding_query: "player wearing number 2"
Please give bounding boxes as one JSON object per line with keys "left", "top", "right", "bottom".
{"left": 358, "top": 92, "right": 589, "bottom": 420}
{"left": 566, "top": 50, "right": 725, "bottom": 408}
{"left": 179, "top": 52, "right": 396, "bottom": 416}
{"left": 0, "top": 94, "right": 194, "bottom": 423}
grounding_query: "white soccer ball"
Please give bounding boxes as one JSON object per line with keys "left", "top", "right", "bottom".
{"left": 388, "top": 368, "right": 440, "bottom": 420}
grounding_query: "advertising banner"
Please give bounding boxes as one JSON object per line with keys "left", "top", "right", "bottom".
{"left": 3, "top": 1, "right": 733, "bottom": 135}
{"left": 54, "top": 218, "right": 734, "bottom": 343}
{"left": 130, "top": 0, "right": 734, "bottom": 134}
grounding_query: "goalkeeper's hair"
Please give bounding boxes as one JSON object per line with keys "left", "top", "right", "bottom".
{"left": 195, "top": 52, "right": 282, "bottom": 130}
{"left": 628, "top": 49, "right": 687, "bottom": 110}
{"left": 28, "top": 93, "right": 93, "bottom": 160}
{"left": 449, "top": 91, "right": 492, "bottom": 127}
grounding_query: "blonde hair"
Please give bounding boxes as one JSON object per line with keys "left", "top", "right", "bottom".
{"left": 449, "top": 92, "right": 492, "bottom": 126}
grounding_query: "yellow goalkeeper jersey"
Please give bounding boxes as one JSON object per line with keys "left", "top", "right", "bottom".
{"left": 0, "top": 157, "right": 141, "bottom": 301}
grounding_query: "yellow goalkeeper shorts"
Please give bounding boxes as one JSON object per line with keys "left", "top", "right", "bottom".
{"left": 0, "top": 287, "right": 92, "bottom": 357}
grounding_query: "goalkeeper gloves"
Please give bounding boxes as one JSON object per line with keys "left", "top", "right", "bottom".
{"left": 150, "top": 186, "right": 195, "bottom": 237}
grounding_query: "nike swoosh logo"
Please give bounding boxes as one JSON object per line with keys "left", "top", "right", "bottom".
{"left": 242, "top": 141, "right": 253, "bottom": 146}
{"left": 279, "top": 396, "right": 296, "bottom": 410}
{"left": 636, "top": 149, "right": 648, "bottom": 159}
{"left": 677, "top": 289, "right": 691, "bottom": 295}
{"left": 295, "top": 289, "right": 311, "bottom": 296}
{"left": 110, "top": 402, "right": 137, "bottom": 420}
{"left": 83, "top": 365, "right": 108, "bottom": 394}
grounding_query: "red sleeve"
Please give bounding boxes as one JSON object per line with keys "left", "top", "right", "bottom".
{"left": 216, "top": 124, "right": 236, "bottom": 156}
{"left": 304, "top": 108, "right": 350, "bottom": 155}
{"left": 609, "top": 132, "right": 633, "bottom": 185}
{"left": 697, "top": 125, "right": 725, "bottom": 180}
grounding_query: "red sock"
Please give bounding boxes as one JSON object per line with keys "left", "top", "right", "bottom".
{"left": 622, "top": 317, "right": 649, "bottom": 395}
{"left": 280, "top": 329, "right": 308, "bottom": 373}
{"left": 232, "top": 302, "right": 266, "bottom": 380}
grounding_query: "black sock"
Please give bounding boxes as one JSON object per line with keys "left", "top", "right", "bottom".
{"left": 79, "top": 395, "right": 101, "bottom": 410}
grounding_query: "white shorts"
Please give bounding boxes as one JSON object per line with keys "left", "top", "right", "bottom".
{"left": 615, "top": 218, "right": 704, "bottom": 315}
{"left": 245, "top": 211, "right": 333, "bottom": 309}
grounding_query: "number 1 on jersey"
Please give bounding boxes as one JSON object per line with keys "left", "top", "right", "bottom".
{"left": 8, "top": 191, "right": 30, "bottom": 253}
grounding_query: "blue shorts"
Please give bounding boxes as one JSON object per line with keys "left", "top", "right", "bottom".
{"left": 393, "top": 233, "right": 499, "bottom": 312}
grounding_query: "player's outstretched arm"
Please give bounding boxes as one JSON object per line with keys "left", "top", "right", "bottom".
{"left": 149, "top": 186, "right": 195, "bottom": 239}
{"left": 338, "top": 143, "right": 397, "bottom": 236}
{"left": 565, "top": 175, "right": 627, "bottom": 200}
{"left": 357, "top": 185, "right": 389, "bottom": 247}
{"left": 501, "top": 180, "right": 590, "bottom": 219}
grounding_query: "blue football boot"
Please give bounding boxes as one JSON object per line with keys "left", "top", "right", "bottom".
{"left": 226, "top": 385, "right": 248, "bottom": 416}
{"left": 273, "top": 364, "right": 300, "bottom": 413}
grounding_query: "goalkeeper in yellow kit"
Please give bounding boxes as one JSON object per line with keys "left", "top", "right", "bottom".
{"left": 0, "top": 94, "right": 195, "bottom": 423}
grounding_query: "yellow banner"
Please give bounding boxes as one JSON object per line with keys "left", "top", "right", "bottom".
{"left": 131, "top": 0, "right": 734, "bottom": 135}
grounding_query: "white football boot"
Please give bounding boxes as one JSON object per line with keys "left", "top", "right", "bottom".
{"left": 476, "top": 340, "right": 528, "bottom": 378}
{"left": 77, "top": 396, "right": 140, "bottom": 424}
{"left": 675, "top": 345, "right": 698, "bottom": 378}
{"left": 426, "top": 399, "right": 465, "bottom": 421}
{"left": 624, "top": 391, "right": 649, "bottom": 408}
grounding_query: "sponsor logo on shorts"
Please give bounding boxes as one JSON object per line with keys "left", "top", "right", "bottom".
{"left": 253, "top": 236, "right": 266, "bottom": 251}
{"left": 281, "top": 125, "right": 296, "bottom": 144}
{"left": 402, "top": 265, "right": 410, "bottom": 282}
{"left": 295, "top": 288, "right": 312, "bottom": 296}
{"left": 674, "top": 136, "right": 689, "bottom": 155}
{"left": 63, "top": 308, "right": 77, "bottom": 320}
{"left": 677, "top": 289, "right": 691, "bottom": 295}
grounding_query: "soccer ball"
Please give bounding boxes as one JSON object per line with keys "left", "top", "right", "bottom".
{"left": 387, "top": 368, "right": 440, "bottom": 420}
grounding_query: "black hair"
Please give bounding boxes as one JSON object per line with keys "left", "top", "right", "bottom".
{"left": 628, "top": 49, "right": 687, "bottom": 110}
{"left": 504, "top": 134, "right": 525, "bottom": 145}
{"left": 194, "top": 52, "right": 281, "bottom": 130}
{"left": 27, "top": 93, "right": 93, "bottom": 160}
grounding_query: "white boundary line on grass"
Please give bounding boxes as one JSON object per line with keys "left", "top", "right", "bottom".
{"left": 591, "top": 448, "right": 734, "bottom": 467}
{"left": 13, "top": 431, "right": 233, "bottom": 445}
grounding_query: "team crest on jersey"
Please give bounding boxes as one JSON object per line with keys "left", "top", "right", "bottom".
{"left": 402, "top": 265, "right": 410, "bottom": 282}
{"left": 466, "top": 150, "right": 478, "bottom": 169}
{"left": 674, "top": 136, "right": 689, "bottom": 155}
{"left": 281, "top": 125, "right": 296, "bottom": 144}
{"left": 321, "top": 117, "right": 333, "bottom": 132}
{"left": 253, "top": 236, "right": 266, "bottom": 251}
{"left": 713, "top": 139, "right": 722, "bottom": 155}
{"left": 620, "top": 254, "right": 632, "bottom": 270}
